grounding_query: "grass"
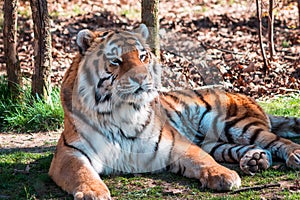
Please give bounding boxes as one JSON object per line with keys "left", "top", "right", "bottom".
{"left": 0, "top": 77, "right": 64, "bottom": 133}
{"left": 0, "top": 77, "right": 300, "bottom": 199}
{"left": 258, "top": 93, "right": 300, "bottom": 117}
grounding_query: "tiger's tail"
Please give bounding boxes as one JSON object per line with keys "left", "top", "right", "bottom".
{"left": 268, "top": 114, "right": 300, "bottom": 138}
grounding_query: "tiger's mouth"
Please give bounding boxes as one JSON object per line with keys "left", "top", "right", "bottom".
{"left": 115, "top": 84, "right": 158, "bottom": 104}
{"left": 133, "top": 86, "right": 145, "bottom": 94}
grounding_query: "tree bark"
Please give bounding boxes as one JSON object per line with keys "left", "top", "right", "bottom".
{"left": 268, "top": 0, "right": 275, "bottom": 60}
{"left": 3, "top": 0, "right": 22, "bottom": 98}
{"left": 298, "top": 0, "right": 300, "bottom": 27}
{"left": 141, "top": 0, "right": 160, "bottom": 60}
{"left": 256, "top": 0, "right": 269, "bottom": 73}
{"left": 30, "top": 0, "right": 52, "bottom": 100}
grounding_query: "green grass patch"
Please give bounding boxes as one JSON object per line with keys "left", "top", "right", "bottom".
{"left": 258, "top": 93, "right": 300, "bottom": 117}
{"left": 0, "top": 77, "right": 63, "bottom": 133}
{"left": 0, "top": 151, "right": 71, "bottom": 199}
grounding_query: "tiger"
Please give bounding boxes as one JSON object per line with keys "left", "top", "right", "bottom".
{"left": 49, "top": 24, "right": 300, "bottom": 199}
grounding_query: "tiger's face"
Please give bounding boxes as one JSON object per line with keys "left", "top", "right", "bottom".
{"left": 74, "top": 25, "right": 161, "bottom": 113}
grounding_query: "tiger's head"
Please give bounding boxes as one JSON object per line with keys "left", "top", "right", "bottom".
{"left": 74, "top": 24, "right": 161, "bottom": 113}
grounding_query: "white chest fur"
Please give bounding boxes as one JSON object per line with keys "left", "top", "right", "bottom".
{"left": 71, "top": 103, "right": 173, "bottom": 174}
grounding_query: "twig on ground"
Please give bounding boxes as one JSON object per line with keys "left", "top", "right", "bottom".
{"left": 230, "top": 183, "right": 281, "bottom": 194}
{"left": 201, "top": 42, "right": 245, "bottom": 55}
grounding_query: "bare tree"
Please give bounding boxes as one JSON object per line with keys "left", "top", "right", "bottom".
{"left": 141, "top": 0, "right": 160, "bottom": 60}
{"left": 268, "top": 0, "right": 275, "bottom": 60}
{"left": 298, "top": 0, "right": 300, "bottom": 26}
{"left": 30, "top": 0, "right": 52, "bottom": 100}
{"left": 256, "top": 0, "right": 269, "bottom": 73}
{"left": 3, "top": 0, "right": 22, "bottom": 98}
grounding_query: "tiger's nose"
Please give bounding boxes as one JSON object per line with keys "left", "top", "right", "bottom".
{"left": 129, "top": 74, "right": 148, "bottom": 85}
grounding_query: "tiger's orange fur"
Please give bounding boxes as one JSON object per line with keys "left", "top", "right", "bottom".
{"left": 49, "top": 25, "right": 300, "bottom": 199}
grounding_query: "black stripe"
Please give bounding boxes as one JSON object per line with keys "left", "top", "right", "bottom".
{"left": 264, "top": 136, "right": 281, "bottom": 149}
{"left": 95, "top": 91, "right": 102, "bottom": 104}
{"left": 224, "top": 114, "right": 249, "bottom": 143}
{"left": 222, "top": 148, "right": 227, "bottom": 162}
{"left": 193, "top": 90, "right": 212, "bottom": 131}
{"left": 119, "top": 129, "right": 136, "bottom": 140}
{"left": 97, "top": 76, "right": 111, "bottom": 88}
{"left": 93, "top": 59, "right": 100, "bottom": 75}
{"left": 101, "top": 93, "right": 112, "bottom": 103}
{"left": 242, "top": 121, "right": 267, "bottom": 135}
{"left": 168, "top": 129, "right": 176, "bottom": 164}
{"left": 98, "top": 111, "right": 112, "bottom": 115}
{"left": 101, "top": 31, "right": 109, "bottom": 37}
{"left": 62, "top": 134, "right": 92, "bottom": 164}
{"left": 161, "top": 101, "right": 179, "bottom": 128}
{"left": 210, "top": 143, "right": 225, "bottom": 156}
{"left": 293, "top": 117, "right": 300, "bottom": 133}
{"left": 193, "top": 133, "right": 205, "bottom": 145}
{"left": 161, "top": 95, "right": 182, "bottom": 117}
{"left": 154, "top": 126, "right": 163, "bottom": 152}
{"left": 228, "top": 144, "right": 239, "bottom": 162}
{"left": 225, "top": 94, "right": 238, "bottom": 119}
{"left": 104, "top": 64, "right": 112, "bottom": 74}
{"left": 274, "top": 143, "right": 285, "bottom": 157}
{"left": 130, "top": 103, "right": 141, "bottom": 111}
{"left": 181, "top": 165, "right": 186, "bottom": 175}
{"left": 249, "top": 128, "right": 264, "bottom": 144}
{"left": 140, "top": 110, "right": 153, "bottom": 133}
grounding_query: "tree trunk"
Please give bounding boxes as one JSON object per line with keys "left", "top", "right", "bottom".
{"left": 141, "top": 0, "right": 160, "bottom": 60}
{"left": 256, "top": 0, "right": 269, "bottom": 73}
{"left": 298, "top": 0, "right": 300, "bottom": 27}
{"left": 268, "top": 0, "right": 275, "bottom": 60}
{"left": 3, "top": 0, "right": 22, "bottom": 98}
{"left": 30, "top": 0, "right": 52, "bottom": 100}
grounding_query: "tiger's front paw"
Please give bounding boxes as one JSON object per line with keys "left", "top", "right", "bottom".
{"left": 74, "top": 183, "right": 111, "bottom": 200}
{"left": 287, "top": 149, "right": 300, "bottom": 168}
{"left": 240, "top": 149, "right": 272, "bottom": 175}
{"left": 199, "top": 165, "right": 241, "bottom": 191}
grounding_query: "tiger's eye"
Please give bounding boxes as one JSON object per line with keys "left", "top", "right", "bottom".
{"left": 140, "top": 54, "right": 146, "bottom": 61}
{"left": 110, "top": 58, "right": 122, "bottom": 66}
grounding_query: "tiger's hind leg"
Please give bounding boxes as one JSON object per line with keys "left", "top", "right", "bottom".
{"left": 204, "top": 142, "right": 272, "bottom": 175}
{"left": 228, "top": 125, "right": 300, "bottom": 169}
{"left": 268, "top": 114, "right": 300, "bottom": 138}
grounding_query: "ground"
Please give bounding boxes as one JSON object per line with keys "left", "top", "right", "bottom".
{"left": 0, "top": 0, "right": 300, "bottom": 199}
{"left": 0, "top": 131, "right": 59, "bottom": 150}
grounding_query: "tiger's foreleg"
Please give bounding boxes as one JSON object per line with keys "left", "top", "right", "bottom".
{"left": 167, "top": 128, "right": 241, "bottom": 191}
{"left": 49, "top": 137, "right": 111, "bottom": 200}
{"left": 205, "top": 142, "right": 272, "bottom": 175}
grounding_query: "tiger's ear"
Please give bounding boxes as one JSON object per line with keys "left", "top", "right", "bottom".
{"left": 76, "top": 29, "right": 95, "bottom": 54}
{"left": 134, "top": 24, "right": 149, "bottom": 40}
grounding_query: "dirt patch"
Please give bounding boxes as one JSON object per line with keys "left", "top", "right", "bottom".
{"left": 0, "top": 131, "right": 61, "bottom": 151}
